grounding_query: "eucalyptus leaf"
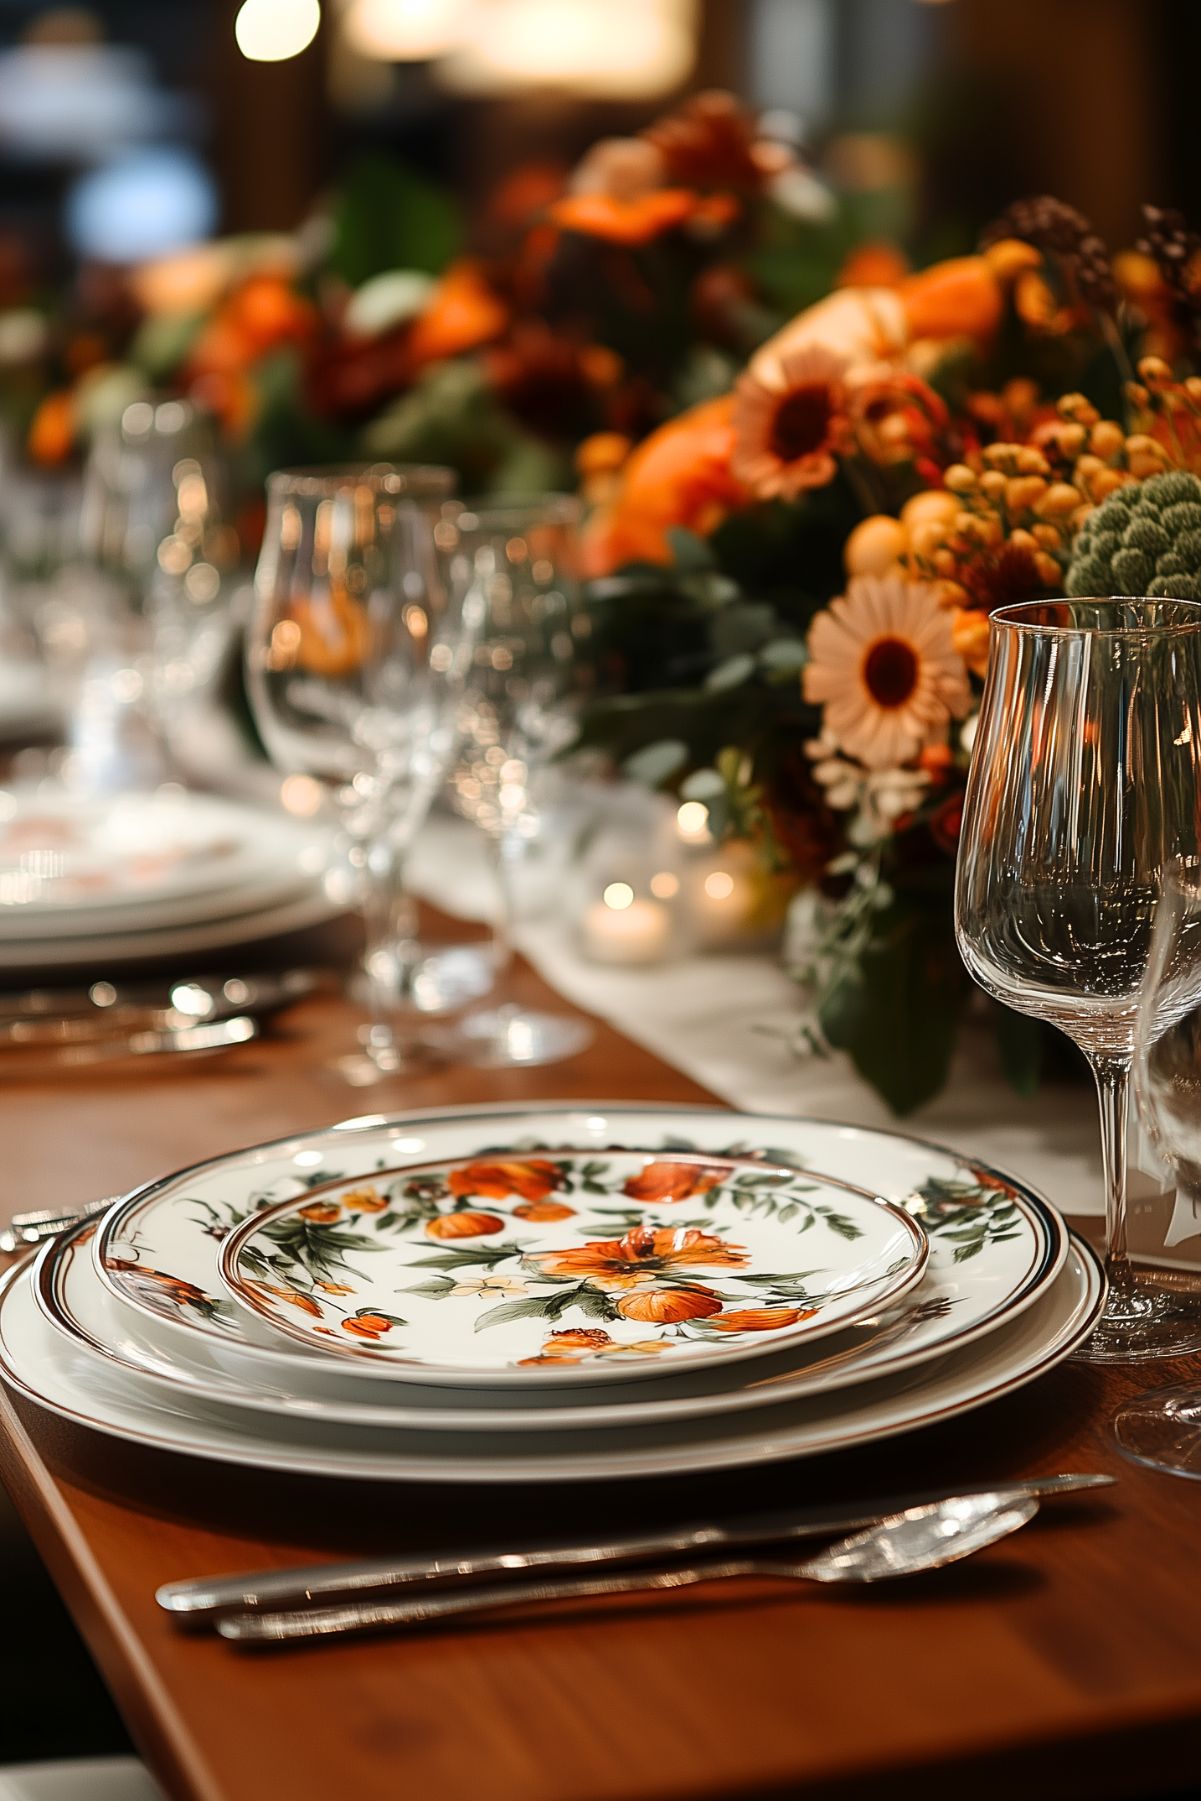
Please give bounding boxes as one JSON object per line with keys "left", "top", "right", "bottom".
{"left": 622, "top": 739, "right": 690, "bottom": 786}
{"left": 705, "top": 654, "right": 756, "bottom": 692}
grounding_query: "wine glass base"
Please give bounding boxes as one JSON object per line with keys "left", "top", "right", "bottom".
{"left": 1074, "top": 1281, "right": 1201, "bottom": 1363}
{"left": 456, "top": 1005, "right": 593, "bottom": 1069}
{"left": 1113, "top": 1383, "right": 1201, "bottom": 1477}
{"left": 327, "top": 1024, "right": 458, "bottom": 1087}
{"left": 348, "top": 946, "right": 497, "bottom": 1018}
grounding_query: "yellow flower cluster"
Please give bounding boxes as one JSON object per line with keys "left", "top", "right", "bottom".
{"left": 845, "top": 360, "right": 1201, "bottom": 675}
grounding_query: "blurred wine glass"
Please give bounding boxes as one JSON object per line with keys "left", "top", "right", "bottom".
{"left": 245, "top": 462, "right": 474, "bottom": 1079}
{"left": 1113, "top": 863, "right": 1201, "bottom": 1471}
{"left": 54, "top": 398, "right": 241, "bottom": 788}
{"left": 445, "top": 493, "right": 594, "bottom": 1067}
{"left": 955, "top": 597, "right": 1201, "bottom": 1362}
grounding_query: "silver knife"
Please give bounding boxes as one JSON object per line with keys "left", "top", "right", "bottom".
{"left": 0, "top": 969, "right": 316, "bottom": 1041}
{"left": 0, "top": 1014, "right": 257, "bottom": 1077}
{"left": 156, "top": 1473, "right": 1113, "bottom": 1622}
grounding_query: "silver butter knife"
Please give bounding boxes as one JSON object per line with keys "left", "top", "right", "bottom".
{"left": 156, "top": 1472, "right": 1113, "bottom": 1622}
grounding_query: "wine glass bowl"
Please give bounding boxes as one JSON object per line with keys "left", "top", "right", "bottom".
{"left": 443, "top": 492, "right": 594, "bottom": 1068}
{"left": 956, "top": 597, "right": 1201, "bottom": 1360}
{"left": 246, "top": 462, "right": 469, "bottom": 1076}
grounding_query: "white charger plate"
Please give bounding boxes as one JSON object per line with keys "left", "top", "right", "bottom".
{"left": 92, "top": 1104, "right": 1066, "bottom": 1395}
{"left": 0, "top": 1239, "right": 1105, "bottom": 1481}
{"left": 38, "top": 1197, "right": 1061, "bottom": 1432}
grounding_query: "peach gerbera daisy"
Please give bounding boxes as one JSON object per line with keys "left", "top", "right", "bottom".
{"left": 731, "top": 346, "right": 850, "bottom": 500}
{"left": 804, "top": 575, "right": 971, "bottom": 770}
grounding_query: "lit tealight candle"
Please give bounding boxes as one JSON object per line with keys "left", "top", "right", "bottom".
{"left": 675, "top": 801, "right": 711, "bottom": 846}
{"left": 580, "top": 881, "right": 673, "bottom": 966}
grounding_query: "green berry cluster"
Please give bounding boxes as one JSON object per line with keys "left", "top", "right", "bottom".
{"left": 1066, "top": 471, "right": 1201, "bottom": 600}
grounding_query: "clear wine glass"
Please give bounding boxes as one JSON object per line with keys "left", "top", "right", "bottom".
{"left": 245, "top": 462, "right": 472, "bottom": 1079}
{"left": 445, "top": 493, "right": 594, "bottom": 1067}
{"left": 1113, "top": 863, "right": 1201, "bottom": 1468}
{"left": 955, "top": 597, "right": 1201, "bottom": 1362}
{"left": 59, "top": 398, "right": 240, "bottom": 789}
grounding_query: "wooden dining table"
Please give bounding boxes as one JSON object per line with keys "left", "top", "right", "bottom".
{"left": 2, "top": 929, "right": 1201, "bottom": 1801}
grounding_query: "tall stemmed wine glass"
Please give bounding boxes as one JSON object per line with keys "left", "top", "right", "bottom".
{"left": 1113, "top": 864, "right": 1201, "bottom": 1468}
{"left": 955, "top": 597, "right": 1201, "bottom": 1361}
{"left": 246, "top": 462, "right": 468, "bottom": 1079}
{"left": 445, "top": 493, "right": 594, "bottom": 1067}
{"left": 65, "top": 398, "right": 239, "bottom": 789}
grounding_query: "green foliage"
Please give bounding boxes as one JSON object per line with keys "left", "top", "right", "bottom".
{"left": 1068, "top": 471, "right": 1201, "bottom": 600}
{"left": 329, "top": 155, "right": 460, "bottom": 288}
{"left": 817, "top": 890, "right": 968, "bottom": 1115}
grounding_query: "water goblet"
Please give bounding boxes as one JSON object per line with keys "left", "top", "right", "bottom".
{"left": 245, "top": 462, "right": 470, "bottom": 1078}
{"left": 445, "top": 493, "right": 594, "bottom": 1067}
{"left": 955, "top": 597, "right": 1201, "bottom": 1361}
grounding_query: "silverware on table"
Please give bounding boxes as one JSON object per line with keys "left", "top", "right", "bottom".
{"left": 0, "top": 1012, "right": 258, "bottom": 1079}
{"left": 213, "top": 1493, "right": 1041, "bottom": 1645}
{"left": 0, "top": 968, "right": 317, "bottom": 1046}
{"left": 157, "top": 1472, "right": 1112, "bottom": 1624}
{"left": 0, "top": 1194, "right": 118, "bottom": 1255}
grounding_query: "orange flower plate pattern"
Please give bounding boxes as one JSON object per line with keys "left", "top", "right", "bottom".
{"left": 217, "top": 1149, "right": 928, "bottom": 1380}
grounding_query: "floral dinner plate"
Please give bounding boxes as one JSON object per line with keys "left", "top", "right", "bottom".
{"left": 216, "top": 1150, "right": 928, "bottom": 1379}
{"left": 0, "top": 1238, "right": 1105, "bottom": 1482}
{"left": 92, "top": 1104, "right": 1065, "bottom": 1398}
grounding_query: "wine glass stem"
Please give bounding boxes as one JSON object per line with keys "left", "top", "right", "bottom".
{"left": 355, "top": 821, "right": 418, "bottom": 1051}
{"left": 1090, "top": 1053, "right": 1135, "bottom": 1294}
{"left": 488, "top": 823, "right": 522, "bottom": 987}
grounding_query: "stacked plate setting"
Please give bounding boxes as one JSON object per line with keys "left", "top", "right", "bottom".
{"left": 0, "top": 1105, "right": 1105, "bottom": 1482}
{"left": 0, "top": 788, "right": 337, "bottom": 970}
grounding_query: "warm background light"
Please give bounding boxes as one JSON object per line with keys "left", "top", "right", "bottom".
{"left": 235, "top": 0, "right": 321, "bottom": 62}
{"left": 342, "top": 0, "right": 466, "bottom": 60}
{"left": 441, "top": 0, "right": 696, "bottom": 98}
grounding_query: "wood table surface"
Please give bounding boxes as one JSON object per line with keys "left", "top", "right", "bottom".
{"left": 1, "top": 937, "right": 1201, "bottom": 1801}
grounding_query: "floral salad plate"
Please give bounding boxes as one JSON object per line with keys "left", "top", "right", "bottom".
{"left": 90, "top": 1105, "right": 1066, "bottom": 1397}
{"left": 215, "top": 1150, "right": 928, "bottom": 1378}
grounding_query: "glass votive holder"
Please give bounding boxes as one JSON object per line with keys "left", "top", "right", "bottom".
{"left": 573, "top": 786, "right": 690, "bottom": 967}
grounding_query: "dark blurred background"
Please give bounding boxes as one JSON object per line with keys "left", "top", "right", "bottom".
{"left": 0, "top": 0, "right": 1194, "bottom": 290}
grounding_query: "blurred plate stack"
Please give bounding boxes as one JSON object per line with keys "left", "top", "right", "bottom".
{"left": 0, "top": 788, "right": 339, "bottom": 971}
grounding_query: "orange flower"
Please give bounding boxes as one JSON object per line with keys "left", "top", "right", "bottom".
{"left": 582, "top": 394, "right": 747, "bottom": 574}
{"left": 615, "top": 1287, "right": 721, "bottom": 1323}
{"left": 405, "top": 260, "right": 508, "bottom": 368}
{"left": 548, "top": 189, "right": 709, "bottom": 247}
{"left": 707, "top": 1306, "right": 815, "bottom": 1332}
{"left": 837, "top": 241, "right": 909, "bottom": 290}
{"left": 315, "top": 1280, "right": 354, "bottom": 1294}
{"left": 448, "top": 1159, "right": 565, "bottom": 1203}
{"left": 341, "top": 1319, "right": 382, "bottom": 1340}
{"left": 731, "top": 346, "right": 850, "bottom": 500}
{"left": 27, "top": 391, "right": 75, "bottom": 466}
{"left": 804, "top": 575, "right": 972, "bottom": 769}
{"left": 529, "top": 1223, "right": 748, "bottom": 1288}
{"left": 426, "top": 1210, "right": 506, "bottom": 1240}
{"left": 899, "top": 255, "right": 1006, "bottom": 345}
{"left": 298, "top": 1201, "right": 341, "bottom": 1224}
{"left": 341, "top": 1187, "right": 387, "bottom": 1213}
{"left": 262, "top": 1285, "right": 323, "bottom": 1317}
{"left": 622, "top": 1160, "right": 727, "bottom": 1204}
{"left": 546, "top": 1328, "right": 614, "bottom": 1351}
{"left": 513, "top": 1198, "right": 577, "bottom": 1222}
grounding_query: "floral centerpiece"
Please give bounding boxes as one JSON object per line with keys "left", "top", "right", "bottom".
{"left": 569, "top": 185, "right": 1201, "bottom": 1111}
{"left": 2, "top": 95, "right": 842, "bottom": 515}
